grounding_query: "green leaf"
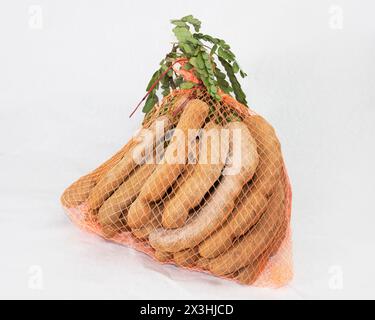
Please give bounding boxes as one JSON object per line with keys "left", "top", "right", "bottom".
{"left": 217, "top": 80, "right": 233, "bottom": 94}
{"left": 181, "top": 15, "right": 201, "bottom": 32}
{"left": 179, "top": 81, "right": 197, "bottom": 89}
{"left": 210, "top": 85, "right": 217, "bottom": 94}
{"left": 218, "top": 47, "right": 234, "bottom": 61}
{"left": 218, "top": 39, "right": 230, "bottom": 50}
{"left": 174, "top": 76, "right": 184, "bottom": 87}
{"left": 240, "top": 70, "right": 247, "bottom": 78}
{"left": 180, "top": 43, "right": 194, "bottom": 55}
{"left": 214, "top": 67, "right": 232, "bottom": 94}
{"left": 219, "top": 57, "right": 247, "bottom": 105}
{"left": 183, "top": 62, "right": 193, "bottom": 70}
{"left": 171, "top": 20, "right": 188, "bottom": 27}
{"left": 189, "top": 57, "right": 198, "bottom": 68}
{"left": 143, "top": 93, "right": 158, "bottom": 113}
{"left": 233, "top": 61, "right": 240, "bottom": 73}
{"left": 173, "top": 26, "right": 198, "bottom": 45}
{"left": 215, "top": 69, "right": 226, "bottom": 79}
{"left": 146, "top": 70, "right": 161, "bottom": 91}
{"left": 210, "top": 44, "right": 218, "bottom": 56}
{"left": 195, "top": 33, "right": 218, "bottom": 44}
{"left": 195, "top": 53, "right": 205, "bottom": 69}
{"left": 161, "top": 74, "right": 171, "bottom": 96}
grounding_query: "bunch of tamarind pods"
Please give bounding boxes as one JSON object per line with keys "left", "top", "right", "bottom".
{"left": 61, "top": 90, "right": 290, "bottom": 285}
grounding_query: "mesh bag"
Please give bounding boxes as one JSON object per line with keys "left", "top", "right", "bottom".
{"left": 61, "top": 88, "right": 293, "bottom": 287}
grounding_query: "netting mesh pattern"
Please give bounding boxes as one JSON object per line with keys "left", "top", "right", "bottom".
{"left": 61, "top": 88, "right": 293, "bottom": 287}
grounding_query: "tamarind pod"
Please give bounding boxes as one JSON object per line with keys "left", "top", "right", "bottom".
{"left": 127, "top": 99, "right": 209, "bottom": 229}
{"left": 170, "top": 93, "right": 192, "bottom": 115}
{"left": 87, "top": 115, "right": 171, "bottom": 211}
{"left": 234, "top": 244, "right": 273, "bottom": 285}
{"left": 61, "top": 175, "right": 97, "bottom": 208}
{"left": 142, "top": 99, "right": 209, "bottom": 201}
{"left": 244, "top": 115, "right": 283, "bottom": 197}
{"left": 199, "top": 189, "right": 268, "bottom": 258}
{"left": 131, "top": 203, "right": 164, "bottom": 240}
{"left": 101, "top": 217, "right": 129, "bottom": 239}
{"left": 162, "top": 122, "right": 227, "bottom": 229}
{"left": 155, "top": 251, "right": 172, "bottom": 263}
{"left": 131, "top": 163, "right": 197, "bottom": 239}
{"left": 198, "top": 116, "right": 283, "bottom": 258}
{"left": 208, "top": 183, "right": 285, "bottom": 276}
{"left": 132, "top": 212, "right": 161, "bottom": 240}
{"left": 235, "top": 214, "right": 288, "bottom": 285}
{"left": 60, "top": 142, "right": 133, "bottom": 208}
{"left": 173, "top": 247, "right": 199, "bottom": 267}
{"left": 149, "top": 122, "right": 259, "bottom": 253}
{"left": 132, "top": 224, "right": 155, "bottom": 240}
{"left": 97, "top": 164, "right": 156, "bottom": 228}
{"left": 196, "top": 257, "right": 211, "bottom": 270}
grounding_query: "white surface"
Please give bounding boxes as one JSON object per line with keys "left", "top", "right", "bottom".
{"left": 1, "top": 0, "right": 374, "bottom": 299}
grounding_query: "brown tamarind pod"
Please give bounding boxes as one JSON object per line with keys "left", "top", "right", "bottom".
{"left": 208, "top": 182, "right": 285, "bottom": 276}
{"left": 127, "top": 99, "right": 209, "bottom": 229}
{"left": 162, "top": 121, "right": 227, "bottom": 229}
{"left": 87, "top": 115, "right": 172, "bottom": 211}
{"left": 235, "top": 212, "right": 288, "bottom": 285}
{"left": 199, "top": 115, "right": 283, "bottom": 258}
{"left": 173, "top": 247, "right": 199, "bottom": 267}
{"left": 61, "top": 141, "right": 134, "bottom": 208}
{"left": 97, "top": 164, "right": 156, "bottom": 230}
{"left": 155, "top": 251, "right": 173, "bottom": 263}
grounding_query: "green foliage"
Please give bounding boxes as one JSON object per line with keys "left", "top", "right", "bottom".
{"left": 219, "top": 57, "right": 247, "bottom": 105}
{"left": 180, "top": 81, "right": 197, "bottom": 89}
{"left": 143, "top": 15, "right": 248, "bottom": 113}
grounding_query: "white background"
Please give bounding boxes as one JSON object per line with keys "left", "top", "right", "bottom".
{"left": 0, "top": 0, "right": 374, "bottom": 299}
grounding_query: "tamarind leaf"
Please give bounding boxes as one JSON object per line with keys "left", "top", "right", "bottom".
{"left": 194, "top": 33, "right": 218, "bottom": 45}
{"left": 219, "top": 57, "right": 247, "bottom": 105}
{"left": 146, "top": 70, "right": 161, "bottom": 91}
{"left": 180, "top": 81, "right": 197, "bottom": 89}
{"left": 180, "top": 43, "right": 194, "bottom": 55}
{"left": 218, "top": 47, "right": 234, "bottom": 62}
{"left": 189, "top": 57, "right": 198, "bottom": 68}
{"left": 217, "top": 79, "right": 233, "bottom": 94}
{"left": 161, "top": 75, "right": 171, "bottom": 96}
{"left": 142, "top": 15, "right": 248, "bottom": 113}
{"left": 218, "top": 39, "right": 230, "bottom": 50}
{"left": 210, "top": 44, "right": 218, "bottom": 56}
{"left": 173, "top": 26, "right": 199, "bottom": 45}
{"left": 143, "top": 92, "right": 158, "bottom": 113}
{"left": 215, "top": 69, "right": 226, "bottom": 79}
{"left": 183, "top": 62, "right": 193, "bottom": 70}
{"left": 181, "top": 15, "right": 201, "bottom": 32}
{"left": 233, "top": 61, "right": 240, "bottom": 73}
{"left": 171, "top": 20, "right": 188, "bottom": 28}
{"left": 214, "top": 68, "right": 232, "bottom": 94}
{"left": 174, "top": 76, "right": 184, "bottom": 87}
{"left": 195, "top": 53, "right": 205, "bottom": 69}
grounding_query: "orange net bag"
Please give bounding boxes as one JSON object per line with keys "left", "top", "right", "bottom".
{"left": 61, "top": 15, "right": 293, "bottom": 287}
{"left": 61, "top": 87, "right": 293, "bottom": 287}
